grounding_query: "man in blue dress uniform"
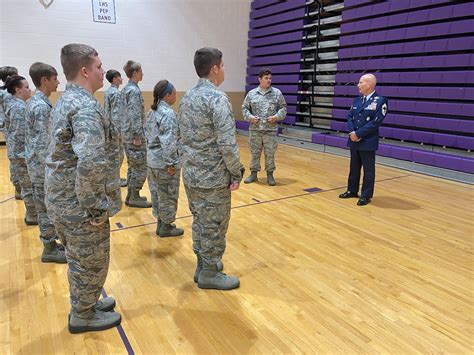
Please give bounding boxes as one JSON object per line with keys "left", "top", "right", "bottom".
{"left": 339, "top": 74, "right": 388, "bottom": 206}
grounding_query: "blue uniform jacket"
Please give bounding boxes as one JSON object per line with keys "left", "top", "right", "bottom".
{"left": 346, "top": 91, "right": 388, "bottom": 151}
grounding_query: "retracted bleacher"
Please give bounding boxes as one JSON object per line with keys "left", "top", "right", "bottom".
{"left": 243, "top": 0, "right": 474, "bottom": 174}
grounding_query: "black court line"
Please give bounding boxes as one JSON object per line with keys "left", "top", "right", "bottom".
{"left": 0, "top": 196, "right": 14, "bottom": 204}
{"left": 111, "top": 174, "right": 411, "bottom": 233}
{"left": 101, "top": 288, "right": 134, "bottom": 355}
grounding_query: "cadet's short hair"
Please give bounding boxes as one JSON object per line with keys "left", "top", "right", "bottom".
{"left": 123, "top": 60, "right": 141, "bottom": 78}
{"left": 5, "top": 75, "right": 26, "bottom": 95}
{"left": 193, "top": 47, "right": 222, "bottom": 78}
{"left": 29, "top": 62, "right": 58, "bottom": 87}
{"left": 0, "top": 66, "right": 18, "bottom": 83}
{"left": 60, "top": 43, "right": 98, "bottom": 81}
{"left": 106, "top": 69, "right": 121, "bottom": 83}
{"left": 259, "top": 67, "right": 272, "bottom": 78}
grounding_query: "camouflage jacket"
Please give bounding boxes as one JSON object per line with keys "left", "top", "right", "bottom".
{"left": 26, "top": 91, "right": 53, "bottom": 184}
{"left": 104, "top": 85, "right": 126, "bottom": 141}
{"left": 145, "top": 101, "right": 180, "bottom": 169}
{"left": 0, "top": 89, "right": 12, "bottom": 130}
{"left": 178, "top": 78, "right": 244, "bottom": 189}
{"left": 122, "top": 80, "right": 145, "bottom": 144}
{"left": 242, "top": 86, "right": 287, "bottom": 131}
{"left": 4, "top": 95, "right": 27, "bottom": 159}
{"left": 45, "top": 83, "right": 122, "bottom": 223}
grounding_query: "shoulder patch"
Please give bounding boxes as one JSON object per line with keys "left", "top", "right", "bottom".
{"left": 382, "top": 103, "right": 388, "bottom": 116}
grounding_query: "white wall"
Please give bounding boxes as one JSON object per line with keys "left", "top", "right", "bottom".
{"left": 0, "top": 0, "right": 251, "bottom": 92}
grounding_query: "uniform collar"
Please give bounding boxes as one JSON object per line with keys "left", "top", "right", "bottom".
{"left": 35, "top": 90, "right": 52, "bottom": 107}
{"left": 364, "top": 91, "right": 376, "bottom": 101}
{"left": 197, "top": 78, "right": 217, "bottom": 88}
{"left": 257, "top": 86, "right": 272, "bottom": 95}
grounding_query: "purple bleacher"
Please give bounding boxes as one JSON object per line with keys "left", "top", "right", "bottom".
{"left": 336, "top": 71, "right": 474, "bottom": 85}
{"left": 249, "top": 31, "right": 303, "bottom": 47}
{"left": 341, "top": 3, "right": 474, "bottom": 34}
{"left": 334, "top": 85, "right": 474, "bottom": 101}
{"left": 247, "top": 64, "right": 300, "bottom": 76}
{"left": 310, "top": 133, "right": 474, "bottom": 173}
{"left": 250, "top": 8, "right": 305, "bottom": 29}
{"left": 247, "top": 53, "right": 301, "bottom": 66}
{"left": 338, "top": 37, "right": 474, "bottom": 59}
{"left": 342, "top": 0, "right": 452, "bottom": 21}
{"left": 332, "top": 109, "right": 474, "bottom": 135}
{"left": 248, "top": 42, "right": 303, "bottom": 57}
{"left": 339, "top": 19, "right": 473, "bottom": 46}
{"left": 249, "top": 19, "right": 304, "bottom": 38}
{"left": 332, "top": 97, "right": 474, "bottom": 118}
{"left": 250, "top": 0, "right": 306, "bottom": 19}
{"left": 235, "top": 120, "right": 250, "bottom": 130}
{"left": 337, "top": 53, "right": 473, "bottom": 71}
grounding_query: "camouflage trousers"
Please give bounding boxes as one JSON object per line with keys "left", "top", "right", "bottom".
{"left": 148, "top": 167, "right": 180, "bottom": 224}
{"left": 185, "top": 185, "right": 231, "bottom": 266}
{"left": 249, "top": 130, "right": 278, "bottom": 172}
{"left": 124, "top": 143, "right": 147, "bottom": 191}
{"left": 9, "top": 161, "right": 19, "bottom": 185}
{"left": 53, "top": 218, "right": 110, "bottom": 318}
{"left": 9, "top": 158, "right": 34, "bottom": 208}
{"left": 32, "top": 183, "right": 57, "bottom": 246}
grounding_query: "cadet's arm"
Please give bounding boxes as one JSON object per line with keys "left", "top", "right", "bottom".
{"left": 213, "top": 95, "right": 245, "bottom": 185}
{"left": 71, "top": 107, "right": 109, "bottom": 224}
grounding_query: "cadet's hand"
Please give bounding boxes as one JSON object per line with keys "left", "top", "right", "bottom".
{"left": 229, "top": 182, "right": 240, "bottom": 191}
{"left": 133, "top": 137, "right": 142, "bottom": 146}
{"left": 250, "top": 116, "right": 260, "bottom": 124}
{"left": 267, "top": 116, "right": 278, "bottom": 124}
{"left": 350, "top": 131, "right": 360, "bottom": 142}
{"left": 90, "top": 217, "right": 105, "bottom": 226}
{"left": 167, "top": 166, "right": 176, "bottom": 176}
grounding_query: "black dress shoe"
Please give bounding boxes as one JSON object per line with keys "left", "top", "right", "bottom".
{"left": 357, "top": 198, "right": 371, "bottom": 206}
{"left": 339, "top": 191, "right": 359, "bottom": 199}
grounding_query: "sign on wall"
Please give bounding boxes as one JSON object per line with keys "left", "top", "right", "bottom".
{"left": 92, "top": 0, "right": 116, "bottom": 24}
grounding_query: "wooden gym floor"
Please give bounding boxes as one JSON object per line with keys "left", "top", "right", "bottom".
{"left": 1, "top": 135, "right": 473, "bottom": 354}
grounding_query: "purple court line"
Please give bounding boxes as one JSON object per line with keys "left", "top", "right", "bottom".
{"left": 101, "top": 288, "right": 135, "bottom": 355}
{"left": 111, "top": 174, "right": 411, "bottom": 233}
{"left": 0, "top": 196, "right": 14, "bottom": 204}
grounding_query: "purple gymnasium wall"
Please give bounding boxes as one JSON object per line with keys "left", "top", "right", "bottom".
{"left": 244, "top": 0, "right": 474, "bottom": 174}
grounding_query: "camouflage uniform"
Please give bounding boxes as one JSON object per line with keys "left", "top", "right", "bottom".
{"left": 1, "top": 90, "right": 19, "bottom": 185}
{"left": 25, "top": 91, "right": 57, "bottom": 245}
{"left": 4, "top": 96, "right": 35, "bottom": 210}
{"left": 146, "top": 101, "right": 181, "bottom": 224}
{"left": 242, "top": 86, "right": 287, "bottom": 172}
{"left": 178, "top": 78, "right": 244, "bottom": 266}
{"left": 104, "top": 85, "right": 125, "bottom": 176}
{"left": 45, "top": 83, "right": 122, "bottom": 318}
{"left": 122, "top": 81, "right": 147, "bottom": 192}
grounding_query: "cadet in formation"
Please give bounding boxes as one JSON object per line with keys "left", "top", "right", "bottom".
{"left": 122, "top": 60, "right": 151, "bottom": 208}
{"left": 145, "top": 80, "right": 184, "bottom": 238}
{"left": 178, "top": 47, "right": 244, "bottom": 290}
{"left": 45, "top": 43, "right": 122, "bottom": 334}
{"left": 104, "top": 69, "right": 127, "bottom": 187}
{"left": 242, "top": 67, "right": 287, "bottom": 186}
{"left": 339, "top": 73, "right": 388, "bottom": 206}
{"left": 26, "top": 62, "right": 66, "bottom": 263}
{"left": 0, "top": 66, "right": 22, "bottom": 199}
{"left": 3, "top": 75, "right": 38, "bottom": 225}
